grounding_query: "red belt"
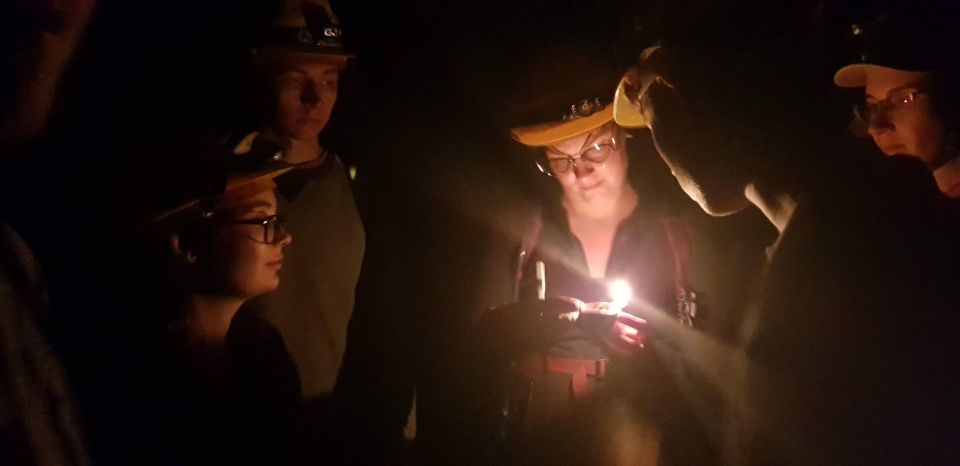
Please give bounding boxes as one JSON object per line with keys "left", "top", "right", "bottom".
{"left": 513, "top": 354, "right": 608, "bottom": 399}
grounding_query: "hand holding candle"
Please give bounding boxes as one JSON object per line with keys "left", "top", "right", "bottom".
{"left": 570, "top": 279, "right": 633, "bottom": 317}
{"left": 578, "top": 279, "right": 647, "bottom": 355}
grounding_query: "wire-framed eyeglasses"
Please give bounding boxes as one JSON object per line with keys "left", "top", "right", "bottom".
{"left": 853, "top": 88, "right": 926, "bottom": 123}
{"left": 536, "top": 136, "right": 621, "bottom": 176}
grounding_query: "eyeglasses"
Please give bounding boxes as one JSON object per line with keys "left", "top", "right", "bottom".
{"left": 219, "top": 215, "right": 289, "bottom": 245}
{"left": 853, "top": 88, "right": 926, "bottom": 123}
{"left": 537, "top": 136, "right": 621, "bottom": 176}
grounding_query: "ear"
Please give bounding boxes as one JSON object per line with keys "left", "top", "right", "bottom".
{"left": 169, "top": 233, "right": 197, "bottom": 264}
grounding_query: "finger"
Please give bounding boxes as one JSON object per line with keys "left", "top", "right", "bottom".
{"left": 617, "top": 312, "right": 647, "bottom": 326}
{"left": 535, "top": 297, "right": 581, "bottom": 316}
{"left": 618, "top": 333, "right": 646, "bottom": 349}
{"left": 579, "top": 302, "right": 618, "bottom": 316}
{"left": 616, "top": 323, "right": 639, "bottom": 338}
{"left": 553, "top": 296, "right": 585, "bottom": 310}
{"left": 619, "top": 334, "right": 640, "bottom": 346}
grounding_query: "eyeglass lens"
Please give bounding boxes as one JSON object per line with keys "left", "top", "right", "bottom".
{"left": 260, "top": 216, "right": 288, "bottom": 244}
{"left": 855, "top": 90, "right": 919, "bottom": 122}
{"left": 546, "top": 140, "right": 617, "bottom": 174}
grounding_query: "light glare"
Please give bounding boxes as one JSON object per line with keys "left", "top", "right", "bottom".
{"left": 609, "top": 279, "right": 633, "bottom": 309}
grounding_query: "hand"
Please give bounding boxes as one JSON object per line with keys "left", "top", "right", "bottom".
{"left": 581, "top": 307, "right": 648, "bottom": 357}
{"left": 611, "top": 311, "right": 648, "bottom": 351}
{"left": 523, "top": 296, "right": 584, "bottom": 322}
{"left": 476, "top": 297, "right": 584, "bottom": 357}
{"left": 617, "top": 45, "right": 678, "bottom": 129}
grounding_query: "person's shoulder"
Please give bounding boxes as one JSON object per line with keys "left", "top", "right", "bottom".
{"left": 229, "top": 306, "right": 301, "bottom": 386}
{"left": 800, "top": 155, "right": 960, "bottom": 261}
{"left": 815, "top": 155, "right": 951, "bottom": 218}
{"left": 229, "top": 305, "right": 287, "bottom": 349}
{"left": 871, "top": 156, "right": 960, "bottom": 224}
{"left": 873, "top": 155, "right": 942, "bottom": 197}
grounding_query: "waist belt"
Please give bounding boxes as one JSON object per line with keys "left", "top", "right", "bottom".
{"left": 513, "top": 354, "right": 608, "bottom": 399}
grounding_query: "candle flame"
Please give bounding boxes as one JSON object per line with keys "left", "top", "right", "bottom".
{"left": 609, "top": 279, "right": 633, "bottom": 310}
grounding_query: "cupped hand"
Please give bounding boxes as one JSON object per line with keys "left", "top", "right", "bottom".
{"left": 605, "top": 311, "right": 649, "bottom": 357}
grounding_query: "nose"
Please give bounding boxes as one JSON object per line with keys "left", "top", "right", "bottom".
{"left": 278, "top": 230, "right": 293, "bottom": 248}
{"left": 572, "top": 160, "right": 595, "bottom": 178}
{"left": 301, "top": 80, "right": 321, "bottom": 107}
{"left": 866, "top": 111, "right": 893, "bottom": 137}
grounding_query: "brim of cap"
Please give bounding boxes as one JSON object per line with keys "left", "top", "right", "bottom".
{"left": 223, "top": 165, "right": 294, "bottom": 193}
{"left": 252, "top": 46, "right": 356, "bottom": 62}
{"left": 833, "top": 63, "right": 929, "bottom": 88}
{"left": 511, "top": 107, "right": 614, "bottom": 147}
{"left": 612, "top": 76, "right": 649, "bottom": 129}
{"left": 150, "top": 165, "right": 294, "bottom": 224}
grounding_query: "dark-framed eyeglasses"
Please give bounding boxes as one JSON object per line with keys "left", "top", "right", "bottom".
{"left": 853, "top": 88, "right": 926, "bottom": 123}
{"left": 219, "top": 215, "right": 289, "bottom": 244}
{"left": 536, "top": 136, "right": 621, "bottom": 176}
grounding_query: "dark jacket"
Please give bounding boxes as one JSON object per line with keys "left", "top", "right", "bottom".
{"left": 450, "top": 200, "right": 714, "bottom": 465}
{"left": 336, "top": 193, "right": 715, "bottom": 466}
{"left": 0, "top": 223, "right": 90, "bottom": 466}
{"left": 105, "top": 306, "right": 301, "bottom": 466}
{"left": 721, "top": 156, "right": 960, "bottom": 465}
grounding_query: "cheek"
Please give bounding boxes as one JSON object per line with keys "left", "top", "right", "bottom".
{"left": 554, "top": 172, "right": 579, "bottom": 193}
{"left": 651, "top": 129, "right": 745, "bottom": 215}
{"left": 208, "top": 237, "right": 274, "bottom": 295}
{"left": 275, "top": 91, "right": 302, "bottom": 120}
{"left": 234, "top": 242, "right": 272, "bottom": 276}
{"left": 323, "top": 88, "right": 339, "bottom": 108}
{"left": 887, "top": 110, "right": 947, "bottom": 163}
{"left": 650, "top": 126, "right": 687, "bottom": 175}
{"left": 910, "top": 112, "right": 947, "bottom": 152}
{"left": 605, "top": 152, "right": 629, "bottom": 183}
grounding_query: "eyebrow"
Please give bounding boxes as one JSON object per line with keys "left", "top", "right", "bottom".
{"left": 245, "top": 201, "right": 274, "bottom": 211}
{"left": 229, "top": 201, "right": 275, "bottom": 215}
{"left": 587, "top": 131, "right": 616, "bottom": 145}
{"left": 866, "top": 83, "right": 924, "bottom": 100}
{"left": 280, "top": 67, "right": 341, "bottom": 77}
{"left": 546, "top": 129, "right": 618, "bottom": 156}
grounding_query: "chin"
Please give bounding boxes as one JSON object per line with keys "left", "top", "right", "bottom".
{"left": 679, "top": 177, "right": 749, "bottom": 217}
{"left": 699, "top": 199, "right": 748, "bottom": 217}
{"left": 279, "top": 122, "right": 321, "bottom": 141}
{"left": 249, "top": 279, "right": 280, "bottom": 297}
{"left": 695, "top": 186, "right": 752, "bottom": 216}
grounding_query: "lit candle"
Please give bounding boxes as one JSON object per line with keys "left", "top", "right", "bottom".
{"left": 608, "top": 279, "right": 633, "bottom": 311}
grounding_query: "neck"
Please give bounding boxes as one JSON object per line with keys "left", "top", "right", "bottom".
{"left": 180, "top": 294, "right": 245, "bottom": 346}
{"left": 283, "top": 137, "right": 325, "bottom": 164}
{"left": 563, "top": 186, "right": 639, "bottom": 222}
{"left": 744, "top": 181, "right": 797, "bottom": 233}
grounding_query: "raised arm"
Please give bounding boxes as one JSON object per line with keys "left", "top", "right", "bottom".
{"left": 0, "top": 0, "right": 95, "bottom": 150}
